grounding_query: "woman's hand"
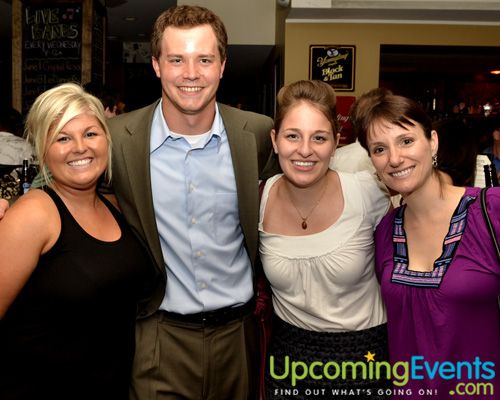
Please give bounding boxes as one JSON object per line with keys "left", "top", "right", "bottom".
{"left": 0, "top": 199, "right": 9, "bottom": 219}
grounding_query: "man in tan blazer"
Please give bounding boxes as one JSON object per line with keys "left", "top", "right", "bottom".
{"left": 107, "top": 5, "right": 278, "bottom": 400}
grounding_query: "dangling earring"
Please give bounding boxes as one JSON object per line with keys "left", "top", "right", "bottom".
{"left": 432, "top": 154, "right": 438, "bottom": 168}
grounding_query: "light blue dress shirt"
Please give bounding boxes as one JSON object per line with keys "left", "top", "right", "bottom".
{"left": 150, "top": 102, "right": 254, "bottom": 314}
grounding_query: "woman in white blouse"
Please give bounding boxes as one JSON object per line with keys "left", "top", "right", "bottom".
{"left": 259, "top": 80, "right": 391, "bottom": 399}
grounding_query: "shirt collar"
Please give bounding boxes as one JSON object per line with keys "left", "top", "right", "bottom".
{"left": 150, "top": 101, "right": 224, "bottom": 153}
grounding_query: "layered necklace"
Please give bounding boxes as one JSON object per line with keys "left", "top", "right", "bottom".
{"left": 283, "top": 176, "right": 328, "bottom": 230}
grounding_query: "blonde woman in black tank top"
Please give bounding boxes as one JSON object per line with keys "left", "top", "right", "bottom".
{"left": 0, "top": 83, "right": 155, "bottom": 399}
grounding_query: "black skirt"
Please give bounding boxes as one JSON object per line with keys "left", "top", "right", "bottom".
{"left": 266, "top": 315, "right": 391, "bottom": 400}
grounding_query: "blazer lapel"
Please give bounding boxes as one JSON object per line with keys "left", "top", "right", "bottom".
{"left": 218, "top": 104, "right": 260, "bottom": 266}
{"left": 117, "top": 101, "right": 165, "bottom": 270}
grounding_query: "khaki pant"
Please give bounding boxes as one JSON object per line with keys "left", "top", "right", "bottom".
{"left": 130, "top": 311, "right": 259, "bottom": 400}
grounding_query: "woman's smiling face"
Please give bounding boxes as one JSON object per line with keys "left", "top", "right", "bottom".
{"left": 46, "top": 111, "right": 109, "bottom": 192}
{"left": 367, "top": 118, "right": 438, "bottom": 197}
{"left": 271, "top": 101, "right": 337, "bottom": 188}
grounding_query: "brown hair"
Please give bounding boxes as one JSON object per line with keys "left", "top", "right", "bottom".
{"left": 274, "top": 80, "right": 340, "bottom": 134}
{"left": 351, "top": 88, "right": 432, "bottom": 152}
{"left": 151, "top": 5, "right": 228, "bottom": 61}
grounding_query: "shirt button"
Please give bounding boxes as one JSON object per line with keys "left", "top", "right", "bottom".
{"left": 191, "top": 217, "right": 197, "bottom": 224}
{"left": 189, "top": 183, "right": 195, "bottom": 192}
{"left": 196, "top": 251, "right": 203, "bottom": 257}
{"left": 199, "top": 282, "right": 208, "bottom": 289}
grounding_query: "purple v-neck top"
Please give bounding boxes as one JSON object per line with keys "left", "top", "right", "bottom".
{"left": 375, "top": 187, "right": 500, "bottom": 398}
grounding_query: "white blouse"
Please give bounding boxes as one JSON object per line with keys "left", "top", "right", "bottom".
{"left": 259, "top": 170, "right": 389, "bottom": 332}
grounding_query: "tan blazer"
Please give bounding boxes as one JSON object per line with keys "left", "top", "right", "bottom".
{"left": 107, "top": 101, "right": 279, "bottom": 316}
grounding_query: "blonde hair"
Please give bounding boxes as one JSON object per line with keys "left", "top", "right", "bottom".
{"left": 24, "top": 82, "right": 112, "bottom": 186}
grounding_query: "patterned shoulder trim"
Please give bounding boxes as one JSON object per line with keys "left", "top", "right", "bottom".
{"left": 391, "top": 195, "right": 476, "bottom": 288}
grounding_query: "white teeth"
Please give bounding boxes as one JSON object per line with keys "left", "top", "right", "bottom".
{"left": 293, "top": 161, "right": 314, "bottom": 167}
{"left": 390, "top": 167, "right": 412, "bottom": 177}
{"left": 180, "top": 87, "right": 202, "bottom": 92}
{"left": 68, "top": 159, "right": 91, "bottom": 166}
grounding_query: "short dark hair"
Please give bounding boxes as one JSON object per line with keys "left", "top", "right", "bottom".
{"left": 0, "top": 107, "right": 23, "bottom": 138}
{"left": 151, "top": 5, "right": 228, "bottom": 61}
{"left": 83, "top": 82, "right": 117, "bottom": 112}
{"left": 491, "top": 120, "right": 500, "bottom": 135}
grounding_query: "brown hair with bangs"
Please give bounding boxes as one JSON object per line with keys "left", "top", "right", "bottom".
{"left": 351, "top": 88, "right": 433, "bottom": 153}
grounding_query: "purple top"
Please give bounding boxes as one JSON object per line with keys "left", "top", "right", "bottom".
{"left": 375, "top": 187, "right": 500, "bottom": 398}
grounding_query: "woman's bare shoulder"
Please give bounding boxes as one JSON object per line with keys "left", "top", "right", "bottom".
{"left": 2, "top": 189, "right": 60, "bottom": 253}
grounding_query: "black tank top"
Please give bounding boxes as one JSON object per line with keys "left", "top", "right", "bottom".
{"left": 0, "top": 187, "right": 153, "bottom": 400}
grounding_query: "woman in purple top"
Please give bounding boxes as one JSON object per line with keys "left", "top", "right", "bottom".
{"left": 351, "top": 89, "right": 500, "bottom": 399}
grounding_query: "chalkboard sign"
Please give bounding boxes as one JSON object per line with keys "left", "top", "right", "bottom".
{"left": 21, "top": 3, "right": 83, "bottom": 113}
{"left": 309, "top": 45, "right": 355, "bottom": 92}
{"left": 90, "top": 2, "right": 105, "bottom": 85}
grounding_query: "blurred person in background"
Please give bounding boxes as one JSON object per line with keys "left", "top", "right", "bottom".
{"left": 331, "top": 88, "right": 394, "bottom": 176}
{"left": 84, "top": 82, "right": 121, "bottom": 119}
{"left": 482, "top": 121, "right": 500, "bottom": 179}
{"left": 0, "top": 107, "right": 33, "bottom": 165}
{"left": 433, "top": 118, "right": 478, "bottom": 187}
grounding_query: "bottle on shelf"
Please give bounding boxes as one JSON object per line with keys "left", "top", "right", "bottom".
{"left": 484, "top": 163, "right": 499, "bottom": 187}
{"left": 19, "top": 159, "right": 31, "bottom": 195}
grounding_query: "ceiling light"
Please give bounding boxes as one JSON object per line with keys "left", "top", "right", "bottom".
{"left": 490, "top": 70, "right": 500, "bottom": 75}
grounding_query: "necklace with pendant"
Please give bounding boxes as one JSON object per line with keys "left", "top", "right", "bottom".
{"left": 284, "top": 177, "right": 328, "bottom": 230}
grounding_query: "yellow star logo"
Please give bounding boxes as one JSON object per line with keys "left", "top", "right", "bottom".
{"left": 364, "top": 351, "right": 376, "bottom": 362}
